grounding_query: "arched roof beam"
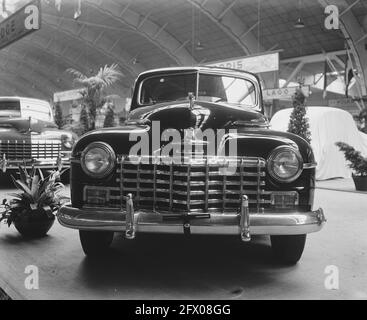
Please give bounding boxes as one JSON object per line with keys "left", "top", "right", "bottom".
{"left": 0, "top": 63, "right": 59, "bottom": 98}
{"left": 0, "top": 82, "right": 25, "bottom": 96}
{"left": 42, "top": 12, "right": 146, "bottom": 81}
{"left": 0, "top": 51, "right": 67, "bottom": 91}
{"left": 0, "top": 72, "right": 49, "bottom": 99}
{"left": 2, "top": 45, "right": 76, "bottom": 89}
{"left": 8, "top": 37, "right": 133, "bottom": 92}
{"left": 19, "top": 36, "right": 95, "bottom": 83}
{"left": 186, "top": 0, "right": 263, "bottom": 56}
{"left": 24, "top": 31, "right": 132, "bottom": 90}
{"left": 87, "top": 0, "right": 197, "bottom": 66}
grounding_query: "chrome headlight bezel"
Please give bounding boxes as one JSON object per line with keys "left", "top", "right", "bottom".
{"left": 80, "top": 142, "right": 116, "bottom": 178}
{"left": 267, "top": 146, "right": 303, "bottom": 183}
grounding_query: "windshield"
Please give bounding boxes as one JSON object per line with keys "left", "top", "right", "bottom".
{"left": 140, "top": 73, "right": 197, "bottom": 105}
{"left": 198, "top": 74, "right": 257, "bottom": 107}
{"left": 0, "top": 101, "right": 21, "bottom": 118}
{"left": 139, "top": 72, "right": 257, "bottom": 108}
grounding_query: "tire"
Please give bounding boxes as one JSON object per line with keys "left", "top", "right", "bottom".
{"left": 79, "top": 230, "right": 114, "bottom": 257}
{"left": 271, "top": 234, "right": 306, "bottom": 265}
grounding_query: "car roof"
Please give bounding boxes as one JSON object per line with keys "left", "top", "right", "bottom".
{"left": 0, "top": 96, "right": 50, "bottom": 104}
{"left": 138, "top": 66, "right": 259, "bottom": 80}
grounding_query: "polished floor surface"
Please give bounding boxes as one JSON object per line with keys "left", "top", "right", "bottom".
{"left": 0, "top": 177, "right": 366, "bottom": 300}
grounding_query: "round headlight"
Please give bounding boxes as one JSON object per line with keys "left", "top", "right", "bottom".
{"left": 81, "top": 142, "right": 116, "bottom": 178}
{"left": 267, "top": 146, "right": 303, "bottom": 183}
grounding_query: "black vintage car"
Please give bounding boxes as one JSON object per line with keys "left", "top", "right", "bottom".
{"left": 0, "top": 97, "right": 75, "bottom": 174}
{"left": 58, "top": 67, "right": 326, "bottom": 264}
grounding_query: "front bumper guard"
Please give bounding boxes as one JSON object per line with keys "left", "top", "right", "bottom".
{"left": 57, "top": 194, "right": 326, "bottom": 241}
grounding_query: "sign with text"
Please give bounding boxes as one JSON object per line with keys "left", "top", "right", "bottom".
{"left": 0, "top": 0, "right": 41, "bottom": 50}
{"left": 206, "top": 52, "right": 279, "bottom": 74}
{"left": 263, "top": 86, "right": 310, "bottom": 101}
{"left": 54, "top": 88, "right": 84, "bottom": 102}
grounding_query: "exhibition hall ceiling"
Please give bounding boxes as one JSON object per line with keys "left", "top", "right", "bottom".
{"left": 0, "top": 0, "right": 366, "bottom": 99}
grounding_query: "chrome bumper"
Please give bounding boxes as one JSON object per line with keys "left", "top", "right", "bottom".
{"left": 57, "top": 196, "right": 326, "bottom": 240}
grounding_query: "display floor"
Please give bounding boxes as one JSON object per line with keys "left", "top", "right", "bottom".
{"left": 316, "top": 178, "right": 365, "bottom": 194}
{"left": 0, "top": 183, "right": 366, "bottom": 300}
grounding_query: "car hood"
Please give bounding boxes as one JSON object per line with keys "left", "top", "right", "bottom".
{"left": 128, "top": 101, "right": 268, "bottom": 131}
{"left": 0, "top": 117, "right": 67, "bottom": 140}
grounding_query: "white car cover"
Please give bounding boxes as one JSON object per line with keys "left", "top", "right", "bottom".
{"left": 270, "top": 107, "right": 367, "bottom": 180}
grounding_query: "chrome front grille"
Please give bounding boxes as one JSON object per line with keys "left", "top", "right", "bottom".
{"left": 84, "top": 156, "right": 272, "bottom": 213}
{"left": 0, "top": 140, "right": 62, "bottom": 160}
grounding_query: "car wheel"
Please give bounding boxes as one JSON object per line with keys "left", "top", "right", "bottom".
{"left": 270, "top": 234, "right": 306, "bottom": 265}
{"left": 79, "top": 231, "right": 114, "bottom": 257}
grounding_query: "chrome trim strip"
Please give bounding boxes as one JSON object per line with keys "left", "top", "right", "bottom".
{"left": 303, "top": 162, "right": 317, "bottom": 169}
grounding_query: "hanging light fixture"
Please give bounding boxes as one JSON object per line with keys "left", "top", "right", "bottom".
{"left": 194, "top": 6, "right": 205, "bottom": 51}
{"left": 195, "top": 41, "right": 205, "bottom": 51}
{"left": 294, "top": 0, "right": 305, "bottom": 29}
{"left": 74, "top": 0, "right": 81, "bottom": 20}
{"left": 1, "top": 0, "right": 8, "bottom": 18}
{"left": 294, "top": 17, "right": 305, "bottom": 29}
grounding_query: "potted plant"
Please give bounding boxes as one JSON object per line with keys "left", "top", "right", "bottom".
{"left": 0, "top": 166, "right": 68, "bottom": 238}
{"left": 336, "top": 142, "right": 367, "bottom": 191}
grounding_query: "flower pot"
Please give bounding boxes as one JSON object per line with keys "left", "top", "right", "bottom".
{"left": 13, "top": 214, "right": 55, "bottom": 238}
{"left": 352, "top": 175, "right": 367, "bottom": 191}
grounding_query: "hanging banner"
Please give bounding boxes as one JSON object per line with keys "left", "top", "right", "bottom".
{"left": 205, "top": 52, "right": 279, "bottom": 74}
{"left": 0, "top": 0, "right": 41, "bottom": 50}
{"left": 263, "top": 86, "right": 310, "bottom": 101}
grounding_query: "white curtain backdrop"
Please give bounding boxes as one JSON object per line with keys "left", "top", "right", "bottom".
{"left": 270, "top": 107, "right": 367, "bottom": 180}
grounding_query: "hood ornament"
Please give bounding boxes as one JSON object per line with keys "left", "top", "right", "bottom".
{"left": 188, "top": 92, "right": 195, "bottom": 111}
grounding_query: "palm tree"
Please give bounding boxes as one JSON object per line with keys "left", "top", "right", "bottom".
{"left": 66, "top": 64, "right": 123, "bottom": 133}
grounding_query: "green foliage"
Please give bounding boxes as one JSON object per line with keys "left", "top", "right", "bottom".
{"left": 79, "top": 104, "right": 91, "bottom": 134}
{"left": 336, "top": 142, "right": 367, "bottom": 176}
{"left": 103, "top": 104, "right": 116, "bottom": 128}
{"left": 66, "top": 64, "right": 123, "bottom": 133}
{"left": 0, "top": 166, "right": 68, "bottom": 228}
{"left": 356, "top": 108, "right": 367, "bottom": 134}
{"left": 287, "top": 89, "right": 311, "bottom": 144}
{"left": 54, "top": 102, "right": 64, "bottom": 129}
